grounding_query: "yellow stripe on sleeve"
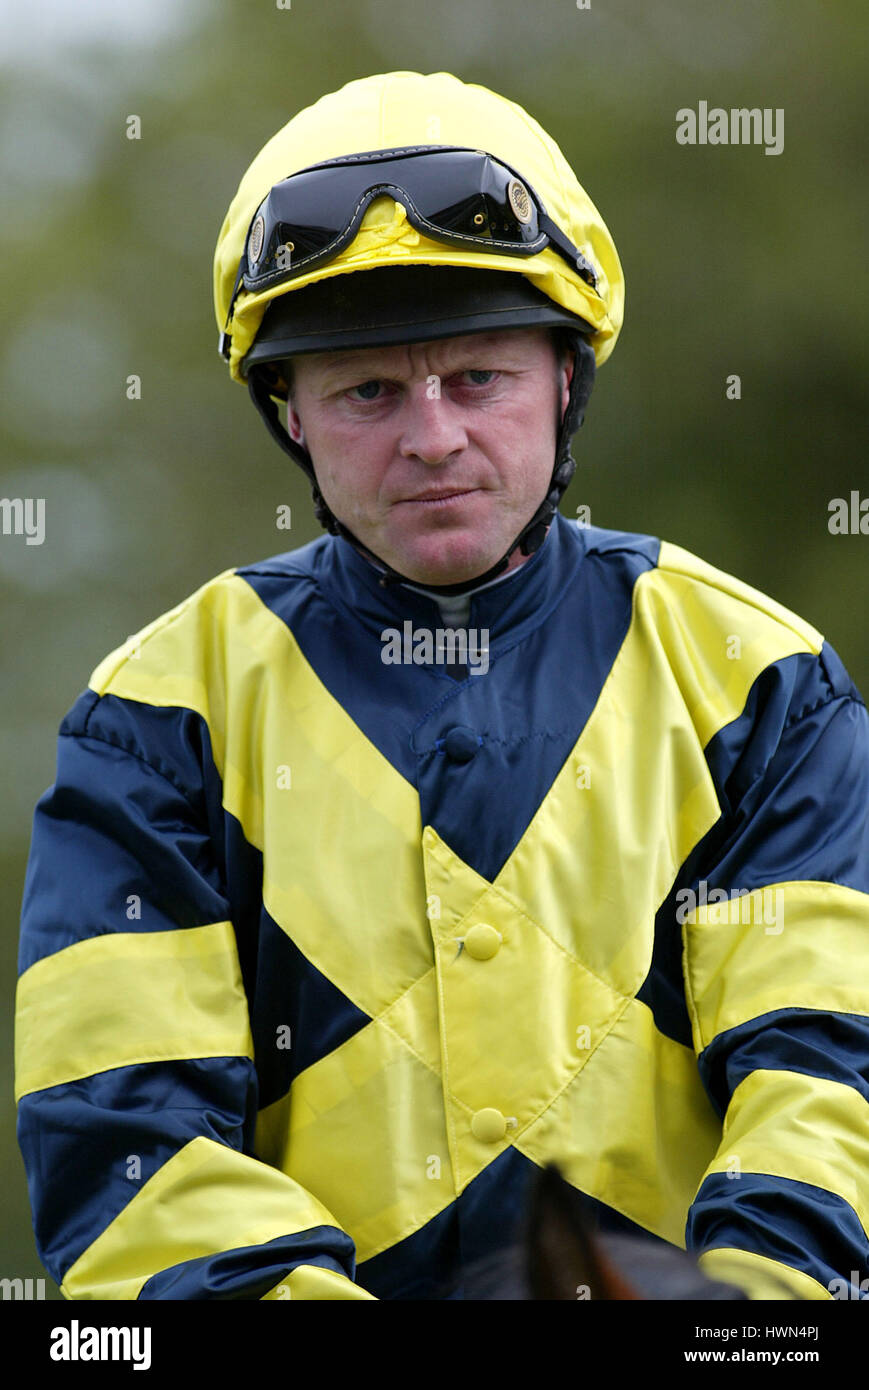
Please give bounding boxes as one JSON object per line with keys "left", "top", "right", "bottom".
{"left": 15, "top": 921, "right": 253, "bottom": 1101}
{"left": 59, "top": 1136, "right": 356, "bottom": 1300}
{"left": 702, "top": 1068, "right": 869, "bottom": 1237}
{"left": 682, "top": 881, "right": 869, "bottom": 1053}
{"left": 698, "top": 1246, "right": 833, "bottom": 1300}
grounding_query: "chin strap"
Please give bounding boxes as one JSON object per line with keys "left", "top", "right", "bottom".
{"left": 247, "top": 331, "right": 596, "bottom": 597}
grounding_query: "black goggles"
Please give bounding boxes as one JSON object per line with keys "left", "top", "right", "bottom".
{"left": 220, "top": 145, "right": 599, "bottom": 358}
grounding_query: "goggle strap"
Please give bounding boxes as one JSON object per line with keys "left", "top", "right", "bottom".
{"left": 516, "top": 333, "right": 596, "bottom": 556}
{"left": 219, "top": 261, "right": 248, "bottom": 359}
{"left": 536, "top": 212, "right": 599, "bottom": 289}
{"left": 247, "top": 368, "right": 319, "bottom": 488}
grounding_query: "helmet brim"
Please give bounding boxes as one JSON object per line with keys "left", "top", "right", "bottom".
{"left": 241, "top": 264, "right": 594, "bottom": 380}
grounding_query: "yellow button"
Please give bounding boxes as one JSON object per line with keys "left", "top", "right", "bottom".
{"left": 471, "top": 1108, "right": 507, "bottom": 1143}
{"left": 464, "top": 924, "right": 502, "bottom": 960}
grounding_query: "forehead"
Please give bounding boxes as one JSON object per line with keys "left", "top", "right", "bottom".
{"left": 292, "top": 326, "right": 555, "bottom": 383}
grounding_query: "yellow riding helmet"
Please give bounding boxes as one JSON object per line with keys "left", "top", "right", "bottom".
{"left": 213, "top": 70, "right": 624, "bottom": 386}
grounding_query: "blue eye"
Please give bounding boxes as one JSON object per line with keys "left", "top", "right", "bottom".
{"left": 351, "top": 380, "right": 382, "bottom": 400}
{"left": 464, "top": 370, "right": 495, "bottom": 385}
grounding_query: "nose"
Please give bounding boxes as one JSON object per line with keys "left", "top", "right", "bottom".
{"left": 398, "top": 385, "right": 468, "bottom": 465}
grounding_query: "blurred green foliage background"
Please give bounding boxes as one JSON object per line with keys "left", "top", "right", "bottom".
{"left": 1, "top": 0, "right": 866, "bottom": 1296}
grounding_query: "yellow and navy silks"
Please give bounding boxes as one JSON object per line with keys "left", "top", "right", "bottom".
{"left": 14, "top": 511, "right": 869, "bottom": 1300}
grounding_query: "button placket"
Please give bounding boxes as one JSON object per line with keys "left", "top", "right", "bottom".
{"left": 421, "top": 824, "right": 627, "bottom": 1192}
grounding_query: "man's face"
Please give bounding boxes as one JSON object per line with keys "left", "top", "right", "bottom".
{"left": 285, "top": 327, "right": 574, "bottom": 586}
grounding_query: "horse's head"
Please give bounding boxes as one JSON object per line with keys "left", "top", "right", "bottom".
{"left": 458, "top": 1162, "right": 753, "bottom": 1300}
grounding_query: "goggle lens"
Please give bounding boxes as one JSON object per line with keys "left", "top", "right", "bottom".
{"left": 244, "top": 148, "right": 547, "bottom": 288}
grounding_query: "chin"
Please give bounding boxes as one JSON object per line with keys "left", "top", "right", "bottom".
{"left": 396, "top": 542, "right": 498, "bottom": 587}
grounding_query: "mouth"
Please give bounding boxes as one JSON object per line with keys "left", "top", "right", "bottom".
{"left": 396, "top": 488, "right": 482, "bottom": 507}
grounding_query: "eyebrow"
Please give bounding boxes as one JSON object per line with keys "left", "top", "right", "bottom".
{"left": 314, "top": 338, "right": 529, "bottom": 391}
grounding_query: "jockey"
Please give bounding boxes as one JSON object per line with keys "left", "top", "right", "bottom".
{"left": 15, "top": 70, "right": 869, "bottom": 1301}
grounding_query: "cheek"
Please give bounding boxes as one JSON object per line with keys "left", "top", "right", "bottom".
{"left": 305, "top": 414, "right": 392, "bottom": 502}
{"left": 479, "top": 384, "right": 558, "bottom": 457}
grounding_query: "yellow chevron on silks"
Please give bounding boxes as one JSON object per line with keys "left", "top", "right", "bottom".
{"left": 15, "top": 921, "right": 253, "bottom": 1102}
{"left": 255, "top": 997, "right": 457, "bottom": 1265}
{"left": 255, "top": 931, "right": 726, "bottom": 1258}
{"left": 87, "top": 543, "right": 831, "bottom": 1265}
{"left": 651, "top": 540, "right": 823, "bottom": 743}
{"left": 517, "top": 996, "right": 724, "bottom": 1244}
{"left": 59, "top": 1136, "right": 359, "bottom": 1300}
{"left": 698, "top": 1247, "right": 833, "bottom": 1300}
{"left": 501, "top": 544, "right": 822, "bottom": 997}
{"left": 683, "top": 881, "right": 869, "bottom": 1052}
{"left": 89, "top": 572, "right": 430, "bottom": 1021}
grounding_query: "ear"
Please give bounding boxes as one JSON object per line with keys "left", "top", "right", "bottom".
{"left": 560, "top": 351, "right": 575, "bottom": 424}
{"left": 287, "top": 398, "right": 306, "bottom": 447}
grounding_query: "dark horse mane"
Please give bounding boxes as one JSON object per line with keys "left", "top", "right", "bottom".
{"left": 441, "top": 1162, "right": 797, "bottom": 1300}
